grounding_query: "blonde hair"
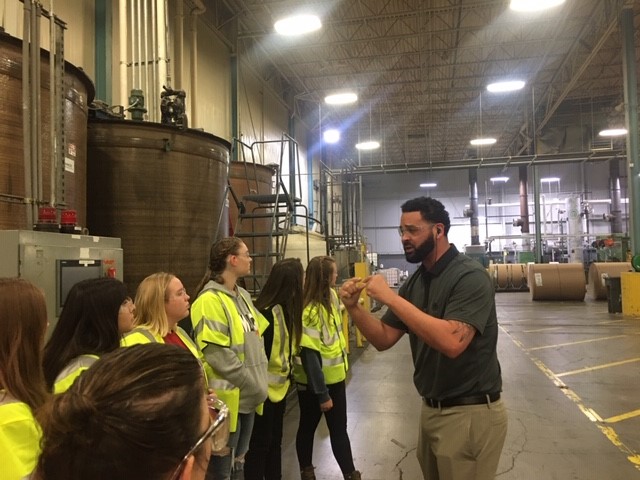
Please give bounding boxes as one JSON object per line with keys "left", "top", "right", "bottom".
{"left": 134, "top": 272, "right": 175, "bottom": 337}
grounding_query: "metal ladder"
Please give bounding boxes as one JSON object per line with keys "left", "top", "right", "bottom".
{"left": 229, "top": 134, "right": 310, "bottom": 296}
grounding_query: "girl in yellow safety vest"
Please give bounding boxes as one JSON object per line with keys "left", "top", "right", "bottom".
{"left": 121, "top": 272, "right": 211, "bottom": 379}
{"left": 0, "top": 278, "right": 49, "bottom": 480}
{"left": 293, "top": 256, "right": 361, "bottom": 480}
{"left": 244, "top": 258, "right": 304, "bottom": 480}
{"left": 191, "top": 237, "right": 269, "bottom": 480}
{"left": 44, "top": 278, "right": 135, "bottom": 393}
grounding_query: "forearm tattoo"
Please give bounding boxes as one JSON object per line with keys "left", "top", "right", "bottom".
{"left": 450, "top": 320, "right": 475, "bottom": 344}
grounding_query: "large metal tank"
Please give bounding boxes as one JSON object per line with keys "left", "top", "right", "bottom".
{"left": 228, "top": 161, "right": 275, "bottom": 291}
{"left": 0, "top": 32, "right": 94, "bottom": 229}
{"left": 86, "top": 119, "right": 230, "bottom": 296}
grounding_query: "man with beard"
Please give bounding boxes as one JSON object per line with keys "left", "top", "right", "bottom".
{"left": 339, "top": 196, "right": 507, "bottom": 480}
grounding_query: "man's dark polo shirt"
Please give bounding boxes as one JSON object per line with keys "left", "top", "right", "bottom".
{"left": 382, "top": 244, "right": 502, "bottom": 400}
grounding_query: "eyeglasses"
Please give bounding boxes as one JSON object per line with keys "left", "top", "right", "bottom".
{"left": 397, "top": 224, "right": 432, "bottom": 236}
{"left": 235, "top": 251, "right": 252, "bottom": 258}
{"left": 169, "top": 396, "right": 230, "bottom": 480}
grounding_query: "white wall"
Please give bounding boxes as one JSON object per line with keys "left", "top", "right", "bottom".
{"left": 1, "top": 0, "right": 95, "bottom": 79}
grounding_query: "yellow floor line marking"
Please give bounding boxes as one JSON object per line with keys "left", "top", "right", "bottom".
{"left": 499, "top": 326, "right": 640, "bottom": 472}
{"left": 527, "top": 334, "right": 628, "bottom": 351}
{"left": 556, "top": 357, "right": 640, "bottom": 377}
{"left": 605, "top": 409, "right": 640, "bottom": 424}
{"left": 523, "top": 326, "right": 563, "bottom": 333}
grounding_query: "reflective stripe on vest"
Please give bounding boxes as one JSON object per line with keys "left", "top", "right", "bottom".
{"left": 293, "top": 290, "right": 348, "bottom": 385}
{"left": 53, "top": 354, "right": 99, "bottom": 393}
{"left": 266, "top": 304, "right": 291, "bottom": 402}
{"left": 192, "top": 286, "right": 258, "bottom": 431}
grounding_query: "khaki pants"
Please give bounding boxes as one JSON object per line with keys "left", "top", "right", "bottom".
{"left": 417, "top": 398, "right": 508, "bottom": 480}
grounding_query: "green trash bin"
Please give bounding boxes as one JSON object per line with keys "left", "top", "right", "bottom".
{"left": 605, "top": 276, "right": 622, "bottom": 313}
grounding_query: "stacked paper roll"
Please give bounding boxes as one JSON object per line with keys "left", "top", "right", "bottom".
{"left": 587, "top": 262, "right": 632, "bottom": 300}
{"left": 529, "top": 263, "right": 586, "bottom": 301}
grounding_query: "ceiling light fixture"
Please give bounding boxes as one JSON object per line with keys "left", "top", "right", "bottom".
{"left": 323, "top": 129, "right": 340, "bottom": 144}
{"left": 487, "top": 80, "right": 526, "bottom": 93}
{"left": 355, "top": 141, "right": 380, "bottom": 150}
{"left": 470, "top": 138, "right": 497, "bottom": 146}
{"left": 599, "top": 128, "right": 628, "bottom": 137}
{"left": 490, "top": 176, "right": 509, "bottom": 183}
{"left": 540, "top": 177, "right": 560, "bottom": 183}
{"left": 274, "top": 14, "right": 321, "bottom": 36}
{"left": 419, "top": 182, "right": 437, "bottom": 188}
{"left": 325, "top": 92, "right": 358, "bottom": 105}
{"left": 509, "top": 0, "right": 565, "bottom": 12}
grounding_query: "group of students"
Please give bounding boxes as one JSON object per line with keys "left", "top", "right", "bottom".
{"left": 0, "top": 236, "right": 362, "bottom": 480}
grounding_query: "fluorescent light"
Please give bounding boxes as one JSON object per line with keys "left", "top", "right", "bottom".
{"left": 355, "top": 141, "right": 380, "bottom": 150}
{"left": 490, "top": 176, "right": 509, "bottom": 183}
{"left": 510, "top": 0, "right": 565, "bottom": 12}
{"left": 324, "top": 92, "right": 358, "bottom": 105}
{"left": 323, "top": 129, "right": 340, "bottom": 144}
{"left": 487, "top": 80, "right": 525, "bottom": 93}
{"left": 599, "top": 128, "right": 627, "bottom": 137}
{"left": 274, "top": 14, "right": 321, "bottom": 36}
{"left": 420, "top": 183, "right": 437, "bottom": 188}
{"left": 540, "top": 177, "right": 560, "bottom": 183}
{"left": 470, "top": 137, "right": 497, "bottom": 146}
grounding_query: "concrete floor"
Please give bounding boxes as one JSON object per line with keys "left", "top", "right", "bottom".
{"left": 277, "top": 292, "right": 640, "bottom": 480}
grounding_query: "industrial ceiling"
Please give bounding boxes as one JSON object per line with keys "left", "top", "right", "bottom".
{"left": 205, "top": 0, "right": 639, "bottom": 173}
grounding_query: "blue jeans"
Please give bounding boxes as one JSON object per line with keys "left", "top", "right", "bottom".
{"left": 207, "top": 412, "right": 256, "bottom": 480}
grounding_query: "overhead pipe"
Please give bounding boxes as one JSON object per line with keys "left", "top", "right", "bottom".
{"left": 143, "top": 0, "right": 150, "bottom": 119}
{"left": 468, "top": 169, "right": 480, "bottom": 245}
{"left": 22, "top": 0, "right": 33, "bottom": 226}
{"left": 49, "top": 0, "right": 56, "bottom": 208}
{"left": 150, "top": 0, "right": 157, "bottom": 118}
{"left": 136, "top": 0, "right": 142, "bottom": 90}
{"left": 535, "top": 176, "right": 543, "bottom": 264}
{"left": 609, "top": 159, "right": 623, "bottom": 234}
{"left": 129, "top": 0, "right": 135, "bottom": 88}
{"left": 190, "top": 0, "right": 206, "bottom": 127}
{"left": 30, "top": 0, "right": 42, "bottom": 204}
{"left": 518, "top": 165, "right": 530, "bottom": 234}
{"left": 118, "top": 0, "right": 127, "bottom": 106}
{"left": 175, "top": 0, "right": 184, "bottom": 89}
{"left": 345, "top": 151, "right": 624, "bottom": 176}
{"left": 621, "top": 6, "right": 640, "bottom": 254}
{"left": 157, "top": 0, "right": 168, "bottom": 101}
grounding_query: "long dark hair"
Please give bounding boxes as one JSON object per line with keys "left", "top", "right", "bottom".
{"left": 255, "top": 258, "right": 304, "bottom": 345}
{"left": 0, "top": 278, "right": 48, "bottom": 410}
{"left": 34, "top": 344, "right": 205, "bottom": 480}
{"left": 43, "top": 278, "right": 129, "bottom": 390}
{"left": 195, "top": 236, "right": 244, "bottom": 296}
{"left": 303, "top": 256, "right": 336, "bottom": 313}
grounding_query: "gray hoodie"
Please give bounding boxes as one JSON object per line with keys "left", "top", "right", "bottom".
{"left": 199, "top": 280, "right": 268, "bottom": 413}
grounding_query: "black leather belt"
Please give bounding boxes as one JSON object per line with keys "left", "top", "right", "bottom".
{"left": 423, "top": 392, "right": 500, "bottom": 408}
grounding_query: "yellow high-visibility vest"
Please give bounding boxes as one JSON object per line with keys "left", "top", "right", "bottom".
{"left": 53, "top": 354, "right": 99, "bottom": 393}
{"left": 0, "top": 397, "right": 41, "bottom": 480}
{"left": 293, "top": 290, "right": 348, "bottom": 385}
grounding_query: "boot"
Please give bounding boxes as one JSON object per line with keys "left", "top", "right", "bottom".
{"left": 300, "top": 465, "right": 316, "bottom": 480}
{"left": 344, "top": 470, "right": 361, "bottom": 480}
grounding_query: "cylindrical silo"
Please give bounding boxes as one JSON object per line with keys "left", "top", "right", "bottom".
{"left": 86, "top": 119, "right": 230, "bottom": 296}
{"left": 0, "top": 31, "right": 94, "bottom": 229}
{"left": 228, "top": 161, "right": 275, "bottom": 292}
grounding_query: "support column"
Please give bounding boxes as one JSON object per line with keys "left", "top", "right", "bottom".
{"left": 621, "top": 7, "right": 640, "bottom": 254}
{"left": 468, "top": 169, "right": 479, "bottom": 245}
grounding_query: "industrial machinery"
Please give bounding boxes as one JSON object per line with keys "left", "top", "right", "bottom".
{"left": 0, "top": 230, "right": 123, "bottom": 335}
